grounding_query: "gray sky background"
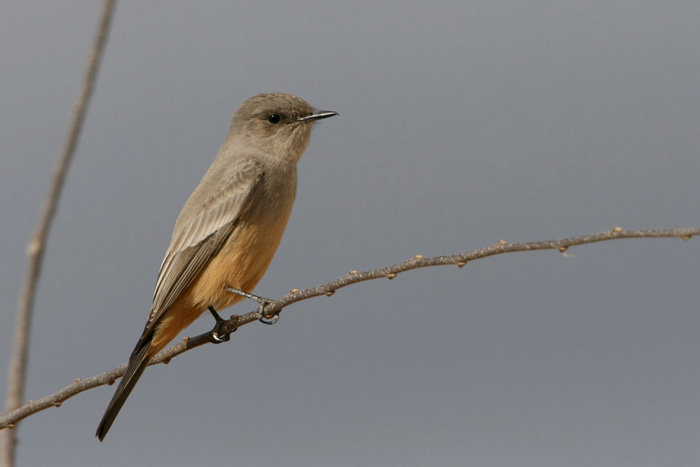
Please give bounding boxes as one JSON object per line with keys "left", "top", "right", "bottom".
{"left": 2, "top": 1, "right": 699, "bottom": 465}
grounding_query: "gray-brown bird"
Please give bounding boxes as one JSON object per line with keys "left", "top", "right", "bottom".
{"left": 96, "top": 93, "right": 337, "bottom": 441}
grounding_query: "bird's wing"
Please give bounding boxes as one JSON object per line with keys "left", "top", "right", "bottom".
{"left": 146, "top": 158, "right": 264, "bottom": 328}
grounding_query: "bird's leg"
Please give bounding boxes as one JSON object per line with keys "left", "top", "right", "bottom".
{"left": 225, "top": 286, "right": 278, "bottom": 325}
{"left": 208, "top": 306, "right": 237, "bottom": 343}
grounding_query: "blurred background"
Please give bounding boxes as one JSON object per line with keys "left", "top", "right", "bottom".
{"left": 1, "top": 1, "right": 699, "bottom": 465}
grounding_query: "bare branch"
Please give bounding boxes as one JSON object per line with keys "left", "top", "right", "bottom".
{"left": 0, "top": 226, "right": 697, "bottom": 430}
{"left": 1, "top": 1, "right": 118, "bottom": 465}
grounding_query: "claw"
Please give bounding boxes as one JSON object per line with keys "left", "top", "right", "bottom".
{"left": 225, "top": 286, "right": 279, "bottom": 325}
{"left": 210, "top": 330, "right": 230, "bottom": 343}
{"left": 208, "top": 306, "right": 236, "bottom": 343}
{"left": 258, "top": 304, "right": 278, "bottom": 325}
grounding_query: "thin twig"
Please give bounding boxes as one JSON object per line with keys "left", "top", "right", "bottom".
{"left": 1, "top": 1, "right": 118, "bottom": 465}
{"left": 0, "top": 226, "right": 697, "bottom": 430}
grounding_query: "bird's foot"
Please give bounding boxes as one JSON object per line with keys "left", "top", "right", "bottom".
{"left": 208, "top": 306, "right": 237, "bottom": 343}
{"left": 224, "top": 286, "right": 278, "bottom": 325}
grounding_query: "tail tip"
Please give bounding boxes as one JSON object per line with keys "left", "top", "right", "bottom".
{"left": 95, "top": 420, "right": 109, "bottom": 441}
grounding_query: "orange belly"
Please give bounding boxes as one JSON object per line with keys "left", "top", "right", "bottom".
{"left": 150, "top": 211, "right": 291, "bottom": 354}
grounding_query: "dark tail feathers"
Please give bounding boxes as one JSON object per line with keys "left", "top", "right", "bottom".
{"left": 95, "top": 329, "right": 154, "bottom": 441}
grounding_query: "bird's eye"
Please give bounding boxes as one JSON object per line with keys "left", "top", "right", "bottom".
{"left": 267, "top": 114, "right": 281, "bottom": 124}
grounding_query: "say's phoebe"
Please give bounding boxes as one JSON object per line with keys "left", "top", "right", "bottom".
{"left": 95, "top": 93, "right": 337, "bottom": 441}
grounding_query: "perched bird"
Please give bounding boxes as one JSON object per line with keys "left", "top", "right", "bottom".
{"left": 96, "top": 93, "right": 337, "bottom": 441}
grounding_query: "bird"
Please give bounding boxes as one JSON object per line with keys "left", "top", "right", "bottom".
{"left": 96, "top": 93, "right": 337, "bottom": 441}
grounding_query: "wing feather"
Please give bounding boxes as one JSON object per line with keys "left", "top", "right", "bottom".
{"left": 146, "top": 158, "right": 264, "bottom": 327}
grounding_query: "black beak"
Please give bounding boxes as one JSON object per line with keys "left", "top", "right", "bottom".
{"left": 297, "top": 110, "right": 339, "bottom": 122}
